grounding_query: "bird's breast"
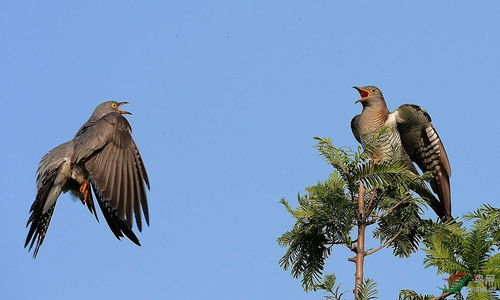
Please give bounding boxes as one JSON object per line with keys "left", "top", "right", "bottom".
{"left": 359, "top": 113, "right": 405, "bottom": 162}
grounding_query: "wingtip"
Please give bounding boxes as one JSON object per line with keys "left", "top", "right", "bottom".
{"left": 127, "top": 230, "right": 141, "bottom": 246}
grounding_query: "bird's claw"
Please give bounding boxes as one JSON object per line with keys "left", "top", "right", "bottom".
{"left": 79, "top": 179, "right": 90, "bottom": 204}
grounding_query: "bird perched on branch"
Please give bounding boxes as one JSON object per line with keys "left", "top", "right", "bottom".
{"left": 351, "top": 86, "right": 451, "bottom": 220}
{"left": 25, "top": 101, "right": 150, "bottom": 257}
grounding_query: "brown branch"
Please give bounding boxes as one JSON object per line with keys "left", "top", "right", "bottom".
{"left": 431, "top": 291, "right": 453, "bottom": 300}
{"left": 353, "top": 182, "right": 366, "bottom": 299}
{"left": 364, "top": 228, "right": 403, "bottom": 257}
{"left": 365, "top": 189, "right": 386, "bottom": 218}
{"left": 358, "top": 182, "right": 365, "bottom": 219}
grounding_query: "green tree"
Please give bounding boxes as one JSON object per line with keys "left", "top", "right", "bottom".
{"left": 278, "top": 137, "right": 436, "bottom": 298}
{"left": 401, "top": 205, "right": 499, "bottom": 299}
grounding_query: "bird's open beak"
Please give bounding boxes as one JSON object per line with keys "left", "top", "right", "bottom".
{"left": 353, "top": 86, "right": 370, "bottom": 104}
{"left": 118, "top": 101, "right": 132, "bottom": 115}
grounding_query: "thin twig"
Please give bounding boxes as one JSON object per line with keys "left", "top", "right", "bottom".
{"left": 364, "top": 228, "right": 403, "bottom": 256}
{"left": 366, "top": 195, "right": 411, "bottom": 225}
{"left": 366, "top": 190, "right": 377, "bottom": 215}
{"left": 365, "top": 189, "right": 386, "bottom": 218}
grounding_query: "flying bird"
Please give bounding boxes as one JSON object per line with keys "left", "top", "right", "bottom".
{"left": 351, "top": 86, "right": 451, "bottom": 220}
{"left": 25, "top": 101, "right": 150, "bottom": 257}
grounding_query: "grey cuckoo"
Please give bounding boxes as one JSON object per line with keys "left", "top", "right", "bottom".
{"left": 25, "top": 101, "right": 150, "bottom": 257}
{"left": 351, "top": 86, "right": 451, "bottom": 220}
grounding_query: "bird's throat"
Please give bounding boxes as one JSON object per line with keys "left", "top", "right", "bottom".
{"left": 359, "top": 109, "right": 389, "bottom": 134}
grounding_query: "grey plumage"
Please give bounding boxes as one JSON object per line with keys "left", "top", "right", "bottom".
{"left": 351, "top": 86, "right": 451, "bottom": 220}
{"left": 25, "top": 101, "right": 149, "bottom": 257}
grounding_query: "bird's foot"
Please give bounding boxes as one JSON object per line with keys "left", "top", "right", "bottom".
{"left": 79, "top": 179, "right": 90, "bottom": 204}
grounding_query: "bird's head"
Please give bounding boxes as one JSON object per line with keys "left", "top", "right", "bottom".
{"left": 353, "top": 86, "right": 385, "bottom": 107}
{"left": 92, "top": 101, "right": 132, "bottom": 119}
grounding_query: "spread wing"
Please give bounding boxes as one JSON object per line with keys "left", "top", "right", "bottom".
{"left": 25, "top": 142, "right": 72, "bottom": 257}
{"left": 351, "top": 114, "right": 362, "bottom": 143}
{"left": 72, "top": 112, "right": 150, "bottom": 243}
{"left": 395, "top": 104, "right": 451, "bottom": 219}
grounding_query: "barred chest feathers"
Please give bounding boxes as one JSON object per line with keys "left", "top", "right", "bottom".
{"left": 359, "top": 112, "right": 403, "bottom": 162}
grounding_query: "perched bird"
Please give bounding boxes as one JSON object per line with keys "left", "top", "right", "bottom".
{"left": 25, "top": 101, "right": 150, "bottom": 257}
{"left": 351, "top": 86, "right": 451, "bottom": 220}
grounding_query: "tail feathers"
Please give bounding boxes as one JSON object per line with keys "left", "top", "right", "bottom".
{"left": 430, "top": 174, "right": 452, "bottom": 220}
{"left": 25, "top": 168, "right": 60, "bottom": 258}
{"left": 25, "top": 206, "right": 56, "bottom": 258}
{"left": 406, "top": 158, "right": 451, "bottom": 221}
{"left": 78, "top": 186, "right": 99, "bottom": 222}
{"left": 413, "top": 182, "right": 449, "bottom": 221}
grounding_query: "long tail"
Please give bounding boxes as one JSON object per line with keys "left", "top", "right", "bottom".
{"left": 413, "top": 182, "right": 448, "bottom": 221}
{"left": 406, "top": 160, "right": 450, "bottom": 221}
{"left": 430, "top": 172, "right": 451, "bottom": 220}
{"left": 25, "top": 169, "right": 60, "bottom": 258}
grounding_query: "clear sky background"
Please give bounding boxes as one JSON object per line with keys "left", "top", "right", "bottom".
{"left": 1, "top": 1, "right": 499, "bottom": 299}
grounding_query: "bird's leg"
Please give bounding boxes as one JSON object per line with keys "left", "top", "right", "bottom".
{"left": 79, "top": 179, "right": 90, "bottom": 204}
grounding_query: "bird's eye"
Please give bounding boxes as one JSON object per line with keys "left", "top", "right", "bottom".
{"left": 371, "top": 89, "right": 376, "bottom": 92}
{"left": 111, "top": 103, "right": 118, "bottom": 108}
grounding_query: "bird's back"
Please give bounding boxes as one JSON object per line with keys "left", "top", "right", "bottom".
{"left": 36, "top": 141, "right": 73, "bottom": 189}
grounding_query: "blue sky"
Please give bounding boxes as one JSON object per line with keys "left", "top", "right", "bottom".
{"left": 1, "top": 1, "right": 499, "bottom": 299}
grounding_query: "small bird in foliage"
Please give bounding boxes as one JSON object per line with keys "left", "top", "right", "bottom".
{"left": 351, "top": 86, "right": 451, "bottom": 220}
{"left": 25, "top": 101, "right": 150, "bottom": 257}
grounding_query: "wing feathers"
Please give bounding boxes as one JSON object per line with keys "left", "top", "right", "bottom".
{"left": 115, "top": 149, "right": 124, "bottom": 219}
{"left": 90, "top": 179, "right": 141, "bottom": 246}
{"left": 77, "top": 113, "right": 149, "bottom": 243}
{"left": 125, "top": 154, "right": 134, "bottom": 229}
{"left": 131, "top": 155, "right": 142, "bottom": 231}
{"left": 134, "top": 149, "right": 149, "bottom": 225}
{"left": 395, "top": 104, "right": 452, "bottom": 219}
{"left": 351, "top": 115, "right": 362, "bottom": 143}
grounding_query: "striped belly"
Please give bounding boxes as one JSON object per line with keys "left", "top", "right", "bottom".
{"left": 361, "top": 124, "right": 403, "bottom": 162}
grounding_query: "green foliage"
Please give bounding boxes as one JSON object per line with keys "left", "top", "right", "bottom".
{"left": 463, "top": 205, "right": 500, "bottom": 249}
{"left": 277, "top": 174, "right": 356, "bottom": 290}
{"left": 418, "top": 205, "right": 500, "bottom": 299}
{"left": 356, "top": 278, "right": 379, "bottom": 300}
{"left": 314, "top": 137, "right": 419, "bottom": 193}
{"left": 398, "top": 289, "right": 435, "bottom": 300}
{"left": 278, "top": 137, "right": 433, "bottom": 291}
{"left": 372, "top": 196, "right": 431, "bottom": 257}
{"left": 313, "top": 274, "right": 349, "bottom": 300}
{"left": 278, "top": 137, "right": 499, "bottom": 299}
